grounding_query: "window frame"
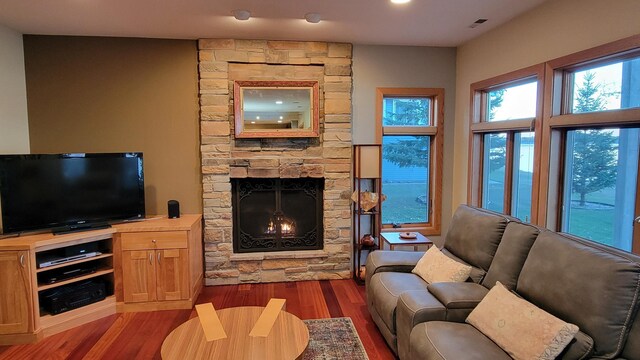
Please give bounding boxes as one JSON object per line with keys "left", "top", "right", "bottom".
{"left": 468, "top": 65, "right": 545, "bottom": 223}
{"left": 539, "top": 36, "right": 640, "bottom": 253}
{"left": 468, "top": 34, "right": 640, "bottom": 254}
{"left": 376, "top": 87, "right": 444, "bottom": 235}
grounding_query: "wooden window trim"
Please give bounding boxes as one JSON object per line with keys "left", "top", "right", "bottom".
{"left": 538, "top": 34, "right": 640, "bottom": 234}
{"left": 468, "top": 64, "right": 545, "bottom": 224}
{"left": 376, "top": 87, "right": 444, "bottom": 235}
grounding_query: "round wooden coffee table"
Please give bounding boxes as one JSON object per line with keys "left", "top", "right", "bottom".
{"left": 161, "top": 306, "right": 309, "bottom": 360}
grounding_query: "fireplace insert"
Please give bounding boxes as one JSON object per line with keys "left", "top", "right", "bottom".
{"left": 232, "top": 178, "right": 323, "bottom": 253}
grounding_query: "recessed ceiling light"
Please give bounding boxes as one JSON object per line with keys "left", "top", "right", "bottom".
{"left": 390, "top": 0, "right": 411, "bottom": 4}
{"left": 256, "top": 116, "right": 260, "bottom": 120}
{"left": 275, "top": 100, "right": 283, "bottom": 104}
{"left": 304, "top": 13, "right": 321, "bottom": 24}
{"left": 279, "top": 116, "right": 283, "bottom": 120}
{"left": 232, "top": 9, "right": 251, "bottom": 21}
{"left": 277, "top": 120, "right": 283, "bottom": 123}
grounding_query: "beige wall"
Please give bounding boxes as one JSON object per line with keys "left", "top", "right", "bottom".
{"left": 24, "top": 36, "right": 202, "bottom": 215}
{"left": 452, "top": 0, "right": 640, "bottom": 212}
{"left": 352, "top": 45, "right": 457, "bottom": 245}
{"left": 0, "top": 24, "right": 29, "bottom": 154}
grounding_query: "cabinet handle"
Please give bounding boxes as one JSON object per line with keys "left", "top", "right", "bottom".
{"left": 149, "top": 253, "right": 153, "bottom": 264}
{"left": 152, "top": 239, "right": 157, "bottom": 244}
{"left": 19, "top": 253, "right": 25, "bottom": 268}
{"left": 157, "top": 252, "right": 161, "bottom": 264}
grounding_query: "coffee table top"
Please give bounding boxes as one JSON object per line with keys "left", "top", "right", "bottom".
{"left": 381, "top": 232, "right": 432, "bottom": 246}
{"left": 161, "top": 306, "right": 309, "bottom": 360}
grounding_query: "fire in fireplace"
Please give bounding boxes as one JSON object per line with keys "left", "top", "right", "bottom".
{"left": 231, "top": 178, "right": 323, "bottom": 253}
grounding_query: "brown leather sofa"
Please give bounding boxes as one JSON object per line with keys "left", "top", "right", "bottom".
{"left": 365, "top": 205, "right": 640, "bottom": 359}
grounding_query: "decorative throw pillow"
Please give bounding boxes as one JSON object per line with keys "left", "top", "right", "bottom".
{"left": 411, "top": 246, "right": 472, "bottom": 284}
{"left": 466, "top": 281, "right": 579, "bottom": 360}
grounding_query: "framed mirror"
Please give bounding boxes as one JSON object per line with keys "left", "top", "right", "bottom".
{"left": 233, "top": 81, "right": 320, "bottom": 138}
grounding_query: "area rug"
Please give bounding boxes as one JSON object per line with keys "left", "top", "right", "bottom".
{"left": 302, "top": 317, "right": 369, "bottom": 360}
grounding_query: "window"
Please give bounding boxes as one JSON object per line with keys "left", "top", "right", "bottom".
{"left": 469, "top": 67, "right": 544, "bottom": 223}
{"left": 376, "top": 88, "right": 444, "bottom": 234}
{"left": 469, "top": 34, "right": 640, "bottom": 254}
{"left": 541, "top": 41, "right": 640, "bottom": 253}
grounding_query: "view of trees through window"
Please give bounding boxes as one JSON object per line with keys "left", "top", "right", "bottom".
{"left": 381, "top": 97, "right": 430, "bottom": 225}
{"left": 483, "top": 59, "right": 639, "bottom": 249}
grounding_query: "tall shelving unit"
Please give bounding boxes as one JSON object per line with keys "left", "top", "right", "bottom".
{"left": 352, "top": 144, "right": 382, "bottom": 284}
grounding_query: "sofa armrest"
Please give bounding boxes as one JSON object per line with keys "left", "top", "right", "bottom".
{"left": 365, "top": 250, "right": 424, "bottom": 284}
{"left": 427, "top": 282, "right": 489, "bottom": 310}
{"left": 396, "top": 289, "right": 447, "bottom": 360}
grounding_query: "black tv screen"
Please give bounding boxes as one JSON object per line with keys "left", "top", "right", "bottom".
{"left": 0, "top": 153, "right": 145, "bottom": 234}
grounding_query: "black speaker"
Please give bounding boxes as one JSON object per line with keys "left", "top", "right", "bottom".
{"left": 168, "top": 200, "right": 180, "bottom": 219}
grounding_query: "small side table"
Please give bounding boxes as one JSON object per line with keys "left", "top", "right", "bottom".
{"left": 381, "top": 232, "right": 433, "bottom": 251}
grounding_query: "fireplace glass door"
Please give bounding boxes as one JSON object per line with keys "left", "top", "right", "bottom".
{"left": 232, "top": 178, "right": 323, "bottom": 253}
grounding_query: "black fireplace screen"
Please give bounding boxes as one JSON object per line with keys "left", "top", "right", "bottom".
{"left": 232, "top": 178, "right": 324, "bottom": 253}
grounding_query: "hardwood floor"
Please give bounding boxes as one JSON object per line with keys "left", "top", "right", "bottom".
{"left": 0, "top": 280, "right": 396, "bottom": 360}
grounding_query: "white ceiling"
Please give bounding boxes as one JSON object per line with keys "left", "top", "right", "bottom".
{"left": 0, "top": 0, "right": 549, "bottom": 46}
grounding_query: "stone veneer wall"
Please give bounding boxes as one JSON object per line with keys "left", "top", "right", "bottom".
{"left": 198, "top": 39, "right": 353, "bottom": 285}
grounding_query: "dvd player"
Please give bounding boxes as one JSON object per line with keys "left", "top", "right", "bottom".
{"left": 38, "top": 251, "right": 101, "bottom": 268}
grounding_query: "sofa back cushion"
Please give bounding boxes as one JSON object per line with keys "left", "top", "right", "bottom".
{"left": 516, "top": 231, "right": 640, "bottom": 358}
{"left": 621, "top": 308, "right": 640, "bottom": 359}
{"left": 444, "top": 205, "right": 510, "bottom": 273}
{"left": 482, "top": 221, "right": 540, "bottom": 290}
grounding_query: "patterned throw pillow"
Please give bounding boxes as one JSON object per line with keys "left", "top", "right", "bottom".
{"left": 466, "top": 281, "right": 579, "bottom": 360}
{"left": 411, "top": 246, "right": 472, "bottom": 284}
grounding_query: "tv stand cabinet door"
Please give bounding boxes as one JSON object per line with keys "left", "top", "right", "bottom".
{"left": 0, "top": 251, "right": 33, "bottom": 334}
{"left": 156, "top": 249, "right": 189, "bottom": 301}
{"left": 122, "top": 250, "right": 156, "bottom": 303}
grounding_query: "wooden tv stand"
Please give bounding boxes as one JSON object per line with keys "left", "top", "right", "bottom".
{"left": 0, "top": 214, "right": 202, "bottom": 345}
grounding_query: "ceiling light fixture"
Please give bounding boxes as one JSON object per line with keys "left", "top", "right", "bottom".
{"left": 279, "top": 116, "right": 283, "bottom": 120}
{"left": 275, "top": 100, "right": 283, "bottom": 104}
{"left": 304, "top": 13, "right": 321, "bottom": 24}
{"left": 256, "top": 116, "right": 260, "bottom": 120}
{"left": 232, "top": 9, "right": 251, "bottom": 21}
{"left": 390, "top": 0, "right": 411, "bottom": 4}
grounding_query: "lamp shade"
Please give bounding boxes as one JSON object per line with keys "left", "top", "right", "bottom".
{"left": 354, "top": 145, "right": 381, "bottom": 178}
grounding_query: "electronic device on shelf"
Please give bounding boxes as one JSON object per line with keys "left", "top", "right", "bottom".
{"left": 36, "top": 242, "right": 103, "bottom": 268}
{"left": 39, "top": 280, "right": 107, "bottom": 315}
{"left": 39, "top": 264, "right": 98, "bottom": 284}
{"left": 38, "top": 252, "right": 101, "bottom": 269}
{"left": 0, "top": 152, "right": 145, "bottom": 235}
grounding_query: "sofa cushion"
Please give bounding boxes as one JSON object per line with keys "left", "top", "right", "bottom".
{"left": 409, "top": 321, "right": 512, "bottom": 360}
{"left": 443, "top": 205, "right": 510, "bottom": 272}
{"left": 427, "top": 282, "right": 489, "bottom": 309}
{"left": 517, "top": 231, "right": 640, "bottom": 358}
{"left": 466, "top": 281, "right": 579, "bottom": 360}
{"left": 482, "top": 221, "right": 540, "bottom": 290}
{"left": 412, "top": 246, "right": 472, "bottom": 284}
{"left": 559, "top": 331, "right": 594, "bottom": 360}
{"left": 441, "top": 248, "right": 486, "bottom": 283}
{"left": 369, "top": 272, "right": 427, "bottom": 334}
{"left": 621, "top": 310, "right": 640, "bottom": 360}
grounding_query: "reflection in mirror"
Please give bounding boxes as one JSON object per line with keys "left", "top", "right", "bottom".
{"left": 234, "top": 81, "right": 319, "bottom": 138}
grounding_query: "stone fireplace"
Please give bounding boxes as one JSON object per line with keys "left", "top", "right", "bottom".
{"left": 198, "top": 39, "right": 353, "bottom": 285}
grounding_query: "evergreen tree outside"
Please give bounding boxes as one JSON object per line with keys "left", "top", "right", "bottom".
{"left": 569, "top": 71, "right": 618, "bottom": 206}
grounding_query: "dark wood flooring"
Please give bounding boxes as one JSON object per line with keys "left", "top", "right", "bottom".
{"left": 0, "top": 280, "right": 396, "bottom": 360}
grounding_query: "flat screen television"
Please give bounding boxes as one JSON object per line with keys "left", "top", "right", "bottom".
{"left": 0, "top": 153, "right": 145, "bottom": 235}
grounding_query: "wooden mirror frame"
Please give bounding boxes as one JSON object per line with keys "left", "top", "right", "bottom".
{"left": 233, "top": 80, "right": 320, "bottom": 139}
